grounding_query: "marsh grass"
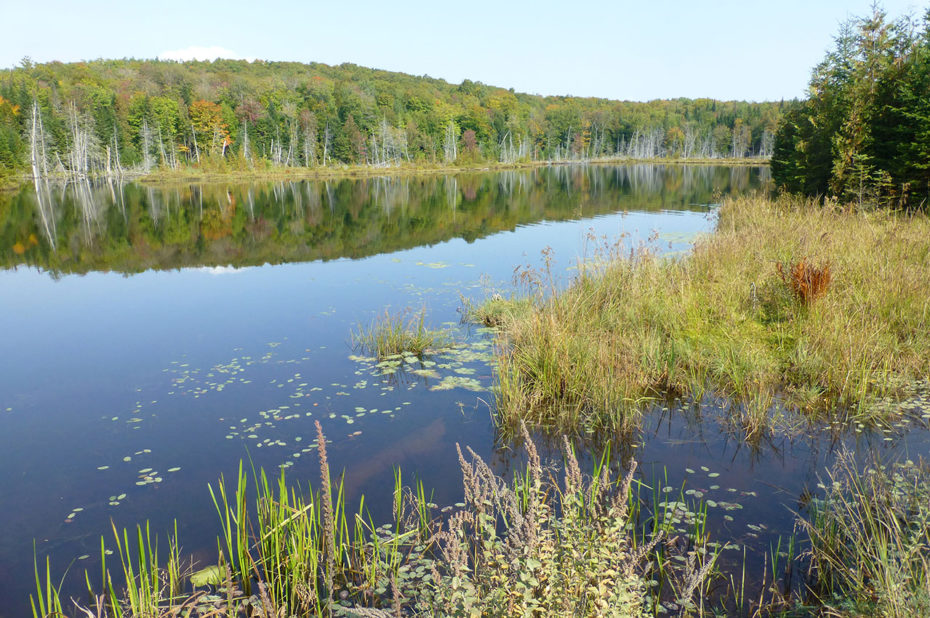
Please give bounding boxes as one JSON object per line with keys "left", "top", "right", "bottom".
{"left": 800, "top": 451, "right": 930, "bottom": 616}
{"left": 477, "top": 194, "right": 930, "bottom": 438}
{"left": 352, "top": 308, "right": 451, "bottom": 360}
{"left": 32, "top": 424, "right": 719, "bottom": 616}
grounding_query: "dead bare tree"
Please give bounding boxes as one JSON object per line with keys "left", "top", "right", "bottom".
{"left": 67, "top": 102, "right": 104, "bottom": 179}
{"left": 443, "top": 121, "right": 457, "bottom": 163}
{"left": 190, "top": 124, "right": 201, "bottom": 163}
{"left": 322, "top": 123, "right": 332, "bottom": 166}
{"left": 758, "top": 129, "right": 775, "bottom": 158}
{"left": 730, "top": 122, "right": 751, "bottom": 159}
{"left": 29, "top": 100, "right": 57, "bottom": 249}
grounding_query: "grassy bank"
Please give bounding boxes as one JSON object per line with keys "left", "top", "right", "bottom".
{"left": 475, "top": 194, "right": 930, "bottom": 438}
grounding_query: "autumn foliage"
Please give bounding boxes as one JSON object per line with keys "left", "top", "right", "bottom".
{"left": 776, "top": 257, "right": 832, "bottom": 305}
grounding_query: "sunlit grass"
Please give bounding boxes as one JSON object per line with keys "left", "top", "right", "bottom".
{"left": 477, "top": 194, "right": 930, "bottom": 439}
{"left": 352, "top": 308, "right": 451, "bottom": 360}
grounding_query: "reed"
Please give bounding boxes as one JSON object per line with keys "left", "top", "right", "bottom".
{"left": 30, "top": 553, "right": 65, "bottom": 618}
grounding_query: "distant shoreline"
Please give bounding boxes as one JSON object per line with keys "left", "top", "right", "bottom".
{"left": 1, "top": 157, "right": 769, "bottom": 192}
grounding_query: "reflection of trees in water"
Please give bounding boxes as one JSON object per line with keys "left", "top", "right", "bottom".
{"left": 443, "top": 175, "right": 458, "bottom": 211}
{"left": 74, "top": 180, "right": 103, "bottom": 242}
{"left": 32, "top": 178, "right": 58, "bottom": 250}
{"left": 371, "top": 176, "right": 411, "bottom": 214}
{"left": 147, "top": 186, "right": 162, "bottom": 226}
{"left": 758, "top": 166, "right": 772, "bottom": 184}
{"left": 730, "top": 167, "right": 750, "bottom": 193}
{"left": 302, "top": 182, "right": 321, "bottom": 221}
{"left": 1, "top": 165, "right": 767, "bottom": 274}
{"left": 496, "top": 170, "right": 531, "bottom": 199}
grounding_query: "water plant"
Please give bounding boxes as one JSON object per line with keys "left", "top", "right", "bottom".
{"left": 31, "top": 423, "right": 721, "bottom": 616}
{"left": 351, "top": 308, "right": 451, "bottom": 360}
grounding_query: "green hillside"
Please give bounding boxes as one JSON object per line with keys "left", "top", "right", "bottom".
{"left": 0, "top": 58, "right": 781, "bottom": 179}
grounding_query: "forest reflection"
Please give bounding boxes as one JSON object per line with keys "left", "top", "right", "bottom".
{"left": 0, "top": 164, "right": 768, "bottom": 276}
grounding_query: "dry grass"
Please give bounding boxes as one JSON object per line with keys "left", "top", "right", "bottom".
{"left": 477, "top": 194, "right": 930, "bottom": 438}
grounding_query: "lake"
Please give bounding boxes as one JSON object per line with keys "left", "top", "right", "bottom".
{"left": 2, "top": 164, "right": 927, "bottom": 615}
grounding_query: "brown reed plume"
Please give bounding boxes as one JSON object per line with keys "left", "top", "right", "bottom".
{"left": 776, "top": 257, "right": 832, "bottom": 305}
{"left": 315, "top": 419, "right": 336, "bottom": 617}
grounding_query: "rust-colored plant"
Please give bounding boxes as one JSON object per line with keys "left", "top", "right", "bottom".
{"left": 776, "top": 257, "right": 832, "bottom": 305}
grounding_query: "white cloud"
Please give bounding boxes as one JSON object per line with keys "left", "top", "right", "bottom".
{"left": 199, "top": 266, "right": 243, "bottom": 275}
{"left": 158, "top": 46, "right": 254, "bottom": 62}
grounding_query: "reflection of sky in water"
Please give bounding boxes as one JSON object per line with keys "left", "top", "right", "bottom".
{"left": 0, "top": 198, "right": 721, "bottom": 610}
{"left": 1, "top": 166, "right": 926, "bottom": 612}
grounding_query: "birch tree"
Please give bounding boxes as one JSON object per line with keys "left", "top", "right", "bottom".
{"left": 443, "top": 121, "right": 457, "bottom": 163}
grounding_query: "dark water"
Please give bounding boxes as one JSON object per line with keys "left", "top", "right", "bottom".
{"left": 1, "top": 164, "right": 926, "bottom": 615}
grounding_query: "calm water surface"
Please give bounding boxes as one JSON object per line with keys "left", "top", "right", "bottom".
{"left": 1, "top": 164, "right": 927, "bottom": 614}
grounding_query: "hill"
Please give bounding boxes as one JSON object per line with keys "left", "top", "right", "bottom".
{"left": 0, "top": 58, "right": 782, "bottom": 178}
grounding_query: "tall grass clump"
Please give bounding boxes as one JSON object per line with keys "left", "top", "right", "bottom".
{"left": 432, "top": 427, "right": 658, "bottom": 616}
{"left": 801, "top": 451, "right": 930, "bottom": 616}
{"left": 479, "top": 194, "right": 930, "bottom": 438}
{"left": 32, "top": 424, "right": 718, "bottom": 616}
{"left": 352, "top": 308, "right": 450, "bottom": 360}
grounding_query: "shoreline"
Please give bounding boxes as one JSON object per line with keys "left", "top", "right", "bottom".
{"left": 1, "top": 156, "right": 769, "bottom": 192}
{"left": 477, "top": 193, "right": 930, "bottom": 439}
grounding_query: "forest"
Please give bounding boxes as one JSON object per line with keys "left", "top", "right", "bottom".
{"left": 0, "top": 58, "right": 781, "bottom": 181}
{"left": 773, "top": 8, "right": 930, "bottom": 210}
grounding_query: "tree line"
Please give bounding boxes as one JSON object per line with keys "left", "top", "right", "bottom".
{"left": 773, "top": 7, "right": 930, "bottom": 210}
{"left": 0, "top": 58, "right": 782, "bottom": 180}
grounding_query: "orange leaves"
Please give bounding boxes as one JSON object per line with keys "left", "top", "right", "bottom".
{"left": 776, "top": 257, "right": 832, "bottom": 305}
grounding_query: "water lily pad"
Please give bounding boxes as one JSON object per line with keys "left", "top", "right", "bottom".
{"left": 190, "top": 565, "right": 224, "bottom": 587}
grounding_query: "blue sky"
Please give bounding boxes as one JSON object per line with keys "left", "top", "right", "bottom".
{"left": 2, "top": 1, "right": 923, "bottom": 101}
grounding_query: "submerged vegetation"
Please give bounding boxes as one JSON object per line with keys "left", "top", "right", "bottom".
{"left": 33, "top": 423, "right": 720, "bottom": 617}
{"left": 477, "top": 194, "right": 930, "bottom": 438}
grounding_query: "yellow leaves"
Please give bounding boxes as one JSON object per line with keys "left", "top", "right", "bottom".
{"left": 11, "top": 235, "right": 37, "bottom": 255}
{"left": 0, "top": 95, "right": 20, "bottom": 116}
